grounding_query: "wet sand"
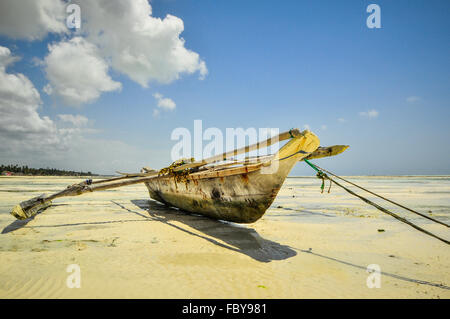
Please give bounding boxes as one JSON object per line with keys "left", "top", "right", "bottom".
{"left": 0, "top": 176, "right": 449, "bottom": 298}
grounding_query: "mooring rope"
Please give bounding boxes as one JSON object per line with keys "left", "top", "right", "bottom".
{"left": 312, "top": 163, "right": 449, "bottom": 228}
{"left": 304, "top": 159, "right": 449, "bottom": 245}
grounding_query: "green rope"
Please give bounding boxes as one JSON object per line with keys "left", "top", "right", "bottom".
{"left": 289, "top": 129, "right": 295, "bottom": 138}
{"left": 304, "top": 159, "right": 319, "bottom": 172}
{"left": 305, "top": 159, "right": 328, "bottom": 193}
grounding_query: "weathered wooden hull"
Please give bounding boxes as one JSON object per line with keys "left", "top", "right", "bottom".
{"left": 145, "top": 131, "right": 320, "bottom": 223}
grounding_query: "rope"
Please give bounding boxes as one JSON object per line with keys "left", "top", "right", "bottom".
{"left": 313, "top": 163, "right": 449, "bottom": 228}
{"left": 304, "top": 159, "right": 449, "bottom": 245}
{"left": 158, "top": 158, "right": 196, "bottom": 181}
{"left": 289, "top": 129, "right": 295, "bottom": 138}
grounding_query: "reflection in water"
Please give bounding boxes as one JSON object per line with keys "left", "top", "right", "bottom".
{"left": 120, "top": 199, "right": 297, "bottom": 263}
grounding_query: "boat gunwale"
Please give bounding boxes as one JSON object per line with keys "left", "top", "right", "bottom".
{"left": 150, "top": 148, "right": 315, "bottom": 182}
{"left": 152, "top": 162, "right": 266, "bottom": 181}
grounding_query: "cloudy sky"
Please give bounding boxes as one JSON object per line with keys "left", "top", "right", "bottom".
{"left": 0, "top": 0, "right": 449, "bottom": 175}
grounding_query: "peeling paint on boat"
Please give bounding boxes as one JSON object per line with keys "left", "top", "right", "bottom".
{"left": 145, "top": 132, "right": 320, "bottom": 223}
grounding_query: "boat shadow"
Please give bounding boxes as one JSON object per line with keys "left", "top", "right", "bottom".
{"left": 126, "top": 200, "right": 450, "bottom": 290}
{"left": 1, "top": 204, "right": 72, "bottom": 234}
{"left": 2, "top": 217, "right": 36, "bottom": 234}
{"left": 127, "top": 199, "right": 297, "bottom": 263}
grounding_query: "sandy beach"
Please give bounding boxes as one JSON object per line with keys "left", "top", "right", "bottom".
{"left": 0, "top": 175, "right": 449, "bottom": 298}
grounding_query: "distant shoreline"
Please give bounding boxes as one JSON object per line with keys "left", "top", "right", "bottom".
{"left": 1, "top": 165, "right": 99, "bottom": 177}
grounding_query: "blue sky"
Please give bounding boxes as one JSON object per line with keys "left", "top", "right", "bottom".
{"left": 0, "top": 0, "right": 449, "bottom": 175}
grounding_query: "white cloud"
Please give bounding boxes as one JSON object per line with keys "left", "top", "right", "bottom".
{"left": 44, "top": 37, "right": 122, "bottom": 106}
{"left": 153, "top": 92, "right": 176, "bottom": 115}
{"left": 0, "top": 46, "right": 19, "bottom": 66}
{"left": 0, "top": 2, "right": 208, "bottom": 172}
{"left": 359, "top": 109, "right": 379, "bottom": 118}
{"left": 0, "top": 45, "right": 163, "bottom": 174}
{"left": 338, "top": 118, "right": 346, "bottom": 123}
{"left": 0, "top": 46, "right": 59, "bottom": 150}
{"left": 0, "top": 45, "right": 101, "bottom": 159}
{"left": 0, "top": 0, "right": 66, "bottom": 40}
{"left": 320, "top": 125, "right": 327, "bottom": 130}
{"left": 57, "top": 114, "right": 89, "bottom": 127}
{"left": 43, "top": 83, "right": 53, "bottom": 95}
{"left": 406, "top": 96, "right": 421, "bottom": 104}
{"left": 1, "top": 0, "right": 207, "bottom": 107}
{"left": 74, "top": 0, "right": 207, "bottom": 87}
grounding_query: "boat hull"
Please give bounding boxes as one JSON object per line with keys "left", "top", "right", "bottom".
{"left": 145, "top": 157, "right": 297, "bottom": 223}
{"left": 144, "top": 131, "right": 320, "bottom": 223}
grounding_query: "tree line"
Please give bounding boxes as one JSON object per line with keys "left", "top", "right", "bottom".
{"left": 1, "top": 164, "right": 97, "bottom": 176}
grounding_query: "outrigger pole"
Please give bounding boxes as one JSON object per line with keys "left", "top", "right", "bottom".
{"left": 10, "top": 172, "right": 161, "bottom": 220}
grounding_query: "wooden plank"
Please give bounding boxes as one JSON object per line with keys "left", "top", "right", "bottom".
{"left": 189, "top": 163, "right": 263, "bottom": 179}
{"left": 203, "top": 155, "right": 274, "bottom": 171}
{"left": 303, "top": 145, "right": 349, "bottom": 160}
{"left": 172, "top": 128, "right": 302, "bottom": 172}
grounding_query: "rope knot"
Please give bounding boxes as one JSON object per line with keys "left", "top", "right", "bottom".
{"left": 288, "top": 129, "right": 294, "bottom": 138}
{"left": 315, "top": 171, "right": 331, "bottom": 193}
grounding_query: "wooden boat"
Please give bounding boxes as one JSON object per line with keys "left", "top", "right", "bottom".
{"left": 10, "top": 128, "right": 348, "bottom": 223}
{"left": 147, "top": 130, "right": 332, "bottom": 222}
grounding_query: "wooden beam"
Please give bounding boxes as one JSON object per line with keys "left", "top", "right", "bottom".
{"left": 172, "top": 128, "right": 302, "bottom": 172}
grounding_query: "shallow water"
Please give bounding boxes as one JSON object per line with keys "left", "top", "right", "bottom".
{"left": 270, "top": 176, "right": 450, "bottom": 225}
